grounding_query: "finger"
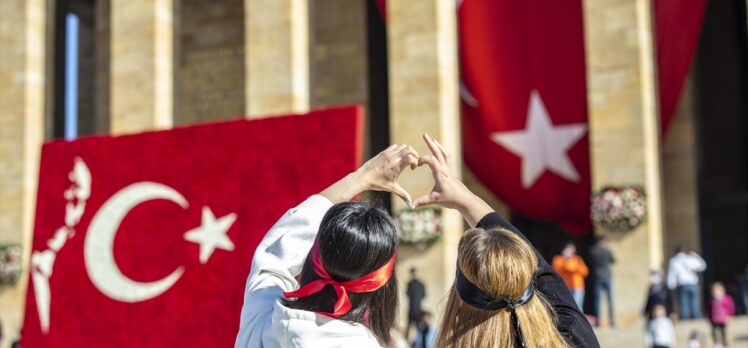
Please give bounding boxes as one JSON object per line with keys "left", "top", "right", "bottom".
{"left": 412, "top": 194, "right": 436, "bottom": 208}
{"left": 389, "top": 183, "right": 413, "bottom": 207}
{"left": 393, "top": 144, "right": 408, "bottom": 154}
{"left": 423, "top": 134, "right": 446, "bottom": 165}
{"left": 385, "top": 144, "right": 399, "bottom": 152}
{"left": 407, "top": 153, "right": 419, "bottom": 170}
{"left": 418, "top": 155, "right": 441, "bottom": 173}
{"left": 434, "top": 139, "right": 450, "bottom": 165}
{"left": 397, "top": 145, "right": 419, "bottom": 162}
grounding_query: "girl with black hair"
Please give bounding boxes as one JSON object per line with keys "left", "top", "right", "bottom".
{"left": 235, "top": 144, "right": 418, "bottom": 348}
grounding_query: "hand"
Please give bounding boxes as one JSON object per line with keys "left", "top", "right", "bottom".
{"left": 412, "top": 134, "right": 470, "bottom": 209}
{"left": 413, "top": 134, "right": 492, "bottom": 227}
{"left": 356, "top": 144, "right": 419, "bottom": 205}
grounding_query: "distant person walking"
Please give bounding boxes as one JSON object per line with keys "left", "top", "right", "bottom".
{"left": 406, "top": 267, "right": 426, "bottom": 340}
{"left": 667, "top": 246, "right": 706, "bottom": 320}
{"left": 553, "top": 242, "right": 589, "bottom": 311}
{"left": 589, "top": 236, "right": 615, "bottom": 327}
{"left": 708, "top": 282, "right": 735, "bottom": 348}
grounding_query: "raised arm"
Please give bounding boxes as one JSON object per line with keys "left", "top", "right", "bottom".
{"left": 236, "top": 144, "right": 419, "bottom": 348}
{"left": 412, "top": 133, "right": 599, "bottom": 348}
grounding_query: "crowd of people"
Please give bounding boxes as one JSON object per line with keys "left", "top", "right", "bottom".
{"left": 548, "top": 238, "right": 743, "bottom": 348}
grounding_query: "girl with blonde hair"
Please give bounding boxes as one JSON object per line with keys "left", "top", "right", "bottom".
{"left": 413, "top": 134, "right": 599, "bottom": 347}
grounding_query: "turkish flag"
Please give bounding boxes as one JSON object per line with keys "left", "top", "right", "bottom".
{"left": 459, "top": 0, "right": 592, "bottom": 234}
{"left": 655, "top": 0, "right": 707, "bottom": 135}
{"left": 23, "top": 106, "right": 362, "bottom": 347}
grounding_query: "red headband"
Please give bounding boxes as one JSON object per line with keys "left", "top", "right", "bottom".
{"left": 283, "top": 243, "right": 397, "bottom": 318}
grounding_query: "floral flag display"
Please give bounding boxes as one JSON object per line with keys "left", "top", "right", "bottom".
{"left": 23, "top": 106, "right": 362, "bottom": 347}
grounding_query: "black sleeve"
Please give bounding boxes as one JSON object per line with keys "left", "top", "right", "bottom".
{"left": 477, "top": 212, "right": 600, "bottom": 348}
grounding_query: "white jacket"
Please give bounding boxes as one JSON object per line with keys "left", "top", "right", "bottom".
{"left": 235, "top": 195, "right": 383, "bottom": 348}
{"left": 667, "top": 252, "right": 706, "bottom": 289}
{"left": 645, "top": 317, "right": 675, "bottom": 347}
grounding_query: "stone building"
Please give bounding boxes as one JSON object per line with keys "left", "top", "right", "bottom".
{"left": 1, "top": 0, "right": 746, "bottom": 345}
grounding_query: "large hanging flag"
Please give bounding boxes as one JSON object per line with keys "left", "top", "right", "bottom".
{"left": 459, "top": 0, "right": 592, "bottom": 234}
{"left": 23, "top": 106, "right": 362, "bottom": 347}
{"left": 654, "top": 0, "right": 707, "bottom": 135}
{"left": 458, "top": 0, "right": 705, "bottom": 234}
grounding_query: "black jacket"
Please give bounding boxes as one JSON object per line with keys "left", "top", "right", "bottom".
{"left": 477, "top": 212, "right": 600, "bottom": 348}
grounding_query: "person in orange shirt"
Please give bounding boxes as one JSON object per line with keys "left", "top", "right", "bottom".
{"left": 553, "top": 242, "right": 589, "bottom": 311}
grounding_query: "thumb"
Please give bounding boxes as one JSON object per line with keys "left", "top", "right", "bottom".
{"left": 389, "top": 183, "right": 413, "bottom": 208}
{"left": 412, "top": 193, "right": 437, "bottom": 208}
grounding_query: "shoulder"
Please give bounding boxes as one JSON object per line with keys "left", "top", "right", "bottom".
{"left": 270, "top": 301, "right": 383, "bottom": 348}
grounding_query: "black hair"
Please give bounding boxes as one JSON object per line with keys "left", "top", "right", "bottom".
{"left": 282, "top": 201, "right": 399, "bottom": 345}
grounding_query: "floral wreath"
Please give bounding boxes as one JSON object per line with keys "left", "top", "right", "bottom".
{"left": 591, "top": 186, "right": 647, "bottom": 232}
{"left": 395, "top": 206, "right": 443, "bottom": 248}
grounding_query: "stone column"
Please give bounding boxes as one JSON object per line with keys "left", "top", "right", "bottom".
{"left": 245, "top": 0, "right": 309, "bottom": 117}
{"left": 662, "top": 77, "right": 700, "bottom": 254}
{"left": 308, "top": 0, "right": 369, "bottom": 152}
{"left": 583, "top": 0, "right": 666, "bottom": 324}
{"left": 0, "top": 0, "right": 46, "bottom": 346}
{"left": 110, "top": 0, "right": 173, "bottom": 133}
{"left": 387, "top": 0, "right": 461, "bottom": 328}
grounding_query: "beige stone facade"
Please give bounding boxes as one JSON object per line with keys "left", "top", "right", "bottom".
{"left": 0, "top": 0, "right": 709, "bottom": 344}
{"left": 0, "top": 0, "right": 47, "bottom": 346}
{"left": 583, "top": 0, "right": 667, "bottom": 325}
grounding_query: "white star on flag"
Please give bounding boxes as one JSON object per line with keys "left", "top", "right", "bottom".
{"left": 184, "top": 206, "right": 236, "bottom": 263}
{"left": 491, "top": 90, "right": 587, "bottom": 189}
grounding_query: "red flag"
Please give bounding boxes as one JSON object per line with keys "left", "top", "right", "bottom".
{"left": 23, "top": 106, "right": 362, "bottom": 347}
{"left": 655, "top": 0, "right": 707, "bottom": 136}
{"left": 459, "top": 0, "right": 592, "bottom": 234}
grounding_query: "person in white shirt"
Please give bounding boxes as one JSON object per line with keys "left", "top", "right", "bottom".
{"left": 645, "top": 305, "right": 676, "bottom": 348}
{"left": 234, "top": 144, "right": 418, "bottom": 348}
{"left": 667, "top": 246, "right": 707, "bottom": 319}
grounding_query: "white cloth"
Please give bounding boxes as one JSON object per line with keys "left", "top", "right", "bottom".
{"left": 666, "top": 252, "right": 706, "bottom": 289}
{"left": 645, "top": 317, "right": 676, "bottom": 347}
{"left": 234, "top": 195, "right": 383, "bottom": 348}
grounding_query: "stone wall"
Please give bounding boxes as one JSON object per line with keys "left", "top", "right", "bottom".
{"left": 174, "top": 0, "right": 246, "bottom": 125}
{"left": 0, "top": 0, "right": 47, "bottom": 346}
{"left": 662, "top": 76, "right": 701, "bottom": 257}
{"left": 583, "top": 0, "right": 665, "bottom": 325}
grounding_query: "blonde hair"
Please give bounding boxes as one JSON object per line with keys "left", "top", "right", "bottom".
{"left": 436, "top": 228, "right": 569, "bottom": 348}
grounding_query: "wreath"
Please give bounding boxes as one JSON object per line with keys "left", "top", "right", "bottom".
{"left": 0, "top": 244, "right": 22, "bottom": 287}
{"left": 395, "top": 207, "right": 443, "bottom": 248}
{"left": 591, "top": 186, "right": 647, "bottom": 232}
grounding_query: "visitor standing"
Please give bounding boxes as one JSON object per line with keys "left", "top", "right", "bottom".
{"left": 406, "top": 267, "right": 426, "bottom": 340}
{"left": 589, "top": 236, "right": 615, "bottom": 326}
{"left": 645, "top": 304, "right": 675, "bottom": 348}
{"left": 552, "top": 242, "right": 589, "bottom": 311}
{"left": 667, "top": 246, "right": 706, "bottom": 319}
{"left": 708, "top": 282, "right": 735, "bottom": 348}
{"left": 412, "top": 311, "right": 436, "bottom": 348}
{"left": 644, "top": 269, "right": 674, "bottom": 320}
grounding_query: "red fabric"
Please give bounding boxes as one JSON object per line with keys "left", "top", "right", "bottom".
{"left": 654, "top": 0, "right": 707, "bottom": 136}
{"left": 459, "top": 0, "right": 592, "bottom": 234}
{"left": 23, "top": 106, "right": 363, "bottom": 347}
{"left": 375, "top": 0, "right": 386, "bottom": 21}
{"left": 283, "top": 243, "right": 396, "bottom": 318}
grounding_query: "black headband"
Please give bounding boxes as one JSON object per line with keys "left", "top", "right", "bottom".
{"left": 455, "top": 264, "right": 535, "bottom": 311}
{"left": 454, "top": 263, "right": 535, "bottom": 347}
